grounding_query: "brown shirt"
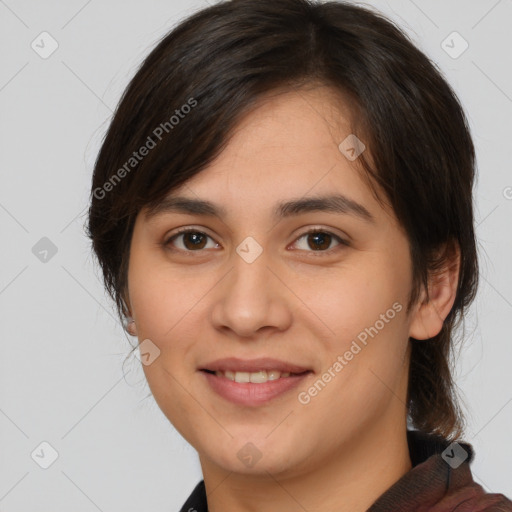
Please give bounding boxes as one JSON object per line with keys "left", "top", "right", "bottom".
{"left": 179, "top": 430, "right": 512, "bottom": 511}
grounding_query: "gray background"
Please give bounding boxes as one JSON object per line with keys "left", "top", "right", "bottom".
{"left": 1, "top": 0, "right": 511, "bottom": 510}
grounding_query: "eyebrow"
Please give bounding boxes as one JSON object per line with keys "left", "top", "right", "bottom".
{"left": 144, "top": 194, "right": 375, "bottom": 224}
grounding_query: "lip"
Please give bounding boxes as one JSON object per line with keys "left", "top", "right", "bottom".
{"left": 201, "top": 370, "right": 312, "bottom": 406}
{"left": 199, "top": 357, "right": 311, "bottom": 374}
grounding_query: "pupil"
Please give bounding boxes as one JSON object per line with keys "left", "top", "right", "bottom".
{"left": 185, "top": 233, "right": 205, "bottom": 249}
{"left": 309, "top": 233, "right": 330, "bottom": 251}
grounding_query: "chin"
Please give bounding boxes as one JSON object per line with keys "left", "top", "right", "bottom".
{"left": 199, "top": 433, "right": 311, "bottom": 477}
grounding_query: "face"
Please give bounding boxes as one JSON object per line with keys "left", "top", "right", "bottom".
{"left": 126, "top": 86, "right": 417, "bottom": 479}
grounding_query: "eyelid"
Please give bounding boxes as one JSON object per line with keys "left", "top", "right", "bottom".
{"left": 163, "top": 226, "right": 219, "bottom": 252}
{"left": 163, "top": 226, "right": 350, "bottom": 253}
{"left": 291, "top": 227, "right": 350, "bottom": 252}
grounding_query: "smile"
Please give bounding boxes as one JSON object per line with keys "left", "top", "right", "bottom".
{"left": 200, "top": 368, "right": 313, "bottom": 406}
{"left": 207, "top": 369, "right": 305, "bottom": 383}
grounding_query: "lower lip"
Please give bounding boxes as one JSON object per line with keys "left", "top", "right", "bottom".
{"left": 201, "top": 371, "right": 312, "bottom": 406}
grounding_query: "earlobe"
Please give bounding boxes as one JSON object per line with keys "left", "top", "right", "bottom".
{"left": 408, "top": 242, "right": 460, "bottom": 341}
{"left": 125, "top": 318, "right": 137, "bottom": 336}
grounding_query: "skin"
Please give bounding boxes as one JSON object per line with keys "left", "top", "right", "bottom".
{"left": 125, "top": 86, "right": 459, "bottom": 512}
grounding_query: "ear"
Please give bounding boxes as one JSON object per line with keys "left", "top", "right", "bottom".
{"left": 126, "top": 319, "right": 138, "bottom": 337}
{"left": 121, "top": 289, "right": 138, "bottom": 336}
{"left": 408, "top": 241, "right": 460, "bottom": 341}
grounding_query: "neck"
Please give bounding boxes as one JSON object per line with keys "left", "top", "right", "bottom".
{"left": 200, "top": 417, "right": 412, "bottom": 512}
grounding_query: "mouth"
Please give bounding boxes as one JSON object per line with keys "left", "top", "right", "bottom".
{"left": 198, "top": 357, "right": 314, "bottom": 406}
{"left": 199, "top": 356, "right": 312, "bottom": 375}
{"left": 200, "top": 368, "right": 311, "bottom": 383}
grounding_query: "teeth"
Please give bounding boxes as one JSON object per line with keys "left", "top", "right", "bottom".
{"left": 250, "top": 371, "right": 267, "bottom": 383}
{"left": 214, "top": 370, "right": 294, "bottom": 383}
{"left": 235, "top": 371, "right": 250, "bottom": 383}
{"left": 267, "top": 370, "right": 281, "bottom": 381}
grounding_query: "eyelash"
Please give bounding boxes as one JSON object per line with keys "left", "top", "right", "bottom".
{"left": 163, "top": 227, "right": 350, "bottom": 255}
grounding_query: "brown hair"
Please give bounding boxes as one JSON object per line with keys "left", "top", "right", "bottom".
{"left": 86, "top": 0, "right": 478, "bottom": 439}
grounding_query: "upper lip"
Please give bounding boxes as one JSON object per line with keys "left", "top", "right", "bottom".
{"left": 200, "top": 357, "right": 311, "bottom": 374}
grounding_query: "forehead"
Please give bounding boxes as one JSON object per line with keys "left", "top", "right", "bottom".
{"left": 228, "top": 84, "right": 357, "bottom": 155}
{"left": 142, "top": 85, "right": 393, "bottom": 226}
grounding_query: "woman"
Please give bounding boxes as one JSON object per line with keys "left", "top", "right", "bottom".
{"left": 87, "top": 0, "right": 512, "bottom": 510}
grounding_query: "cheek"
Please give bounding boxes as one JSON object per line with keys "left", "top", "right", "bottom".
{"left": 309, "top": 249, "right": 411, "bottom": 399}
{"left": 127, "top": 244, "right": 203, "bottom": 340}
{"left": 126, "top": 248, "right": 221, "bottom": 391}
{"left": 127, "top": 252, "right": 205, "bottom": 424}
{"left": 297, "top": 297, "right": 410, "bottom": 434}
{"left": 315, "top": 257, "right": 409, "bottom": 341}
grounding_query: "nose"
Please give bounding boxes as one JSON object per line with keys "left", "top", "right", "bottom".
{"left": 209, "top": 247, "right": 292, "bottom": 339}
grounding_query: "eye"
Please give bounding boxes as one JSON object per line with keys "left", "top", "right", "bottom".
{"left": 291, "top": 228, "right": 349, "bottom": 254}
{"left": 163, "top": 227, "right": 349, "bottom": 254}
{"left": 164, "top": 228, "right": 219, "bottom": 252}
